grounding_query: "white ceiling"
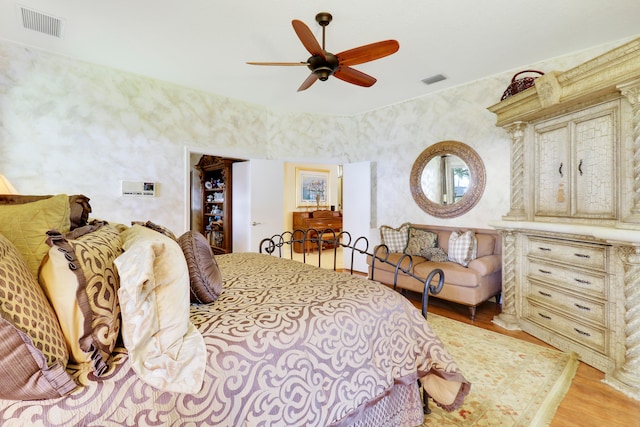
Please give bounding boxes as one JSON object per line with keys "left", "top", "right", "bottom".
{"left": 1, "top": 0, "right": 639, "bottom": 116}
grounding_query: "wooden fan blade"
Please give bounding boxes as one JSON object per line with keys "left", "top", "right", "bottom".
{"left": 247, "top": 61, "right": 309, "bottom": 66}
{"left": 333, "top": 66, "right": 377, "bottom": 87}
{"left": 292, "top": 19, "right": 325, "bottom": 59}
{"left": 297, "top": 73, "right": 319, "bottom": 92}
{"left": 336, "top": 40, "right": 399, "bottom": 66}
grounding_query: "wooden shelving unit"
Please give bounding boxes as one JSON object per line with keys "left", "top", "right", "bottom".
{"left": 195, "top": 155, "right": 239, "bottom": 254}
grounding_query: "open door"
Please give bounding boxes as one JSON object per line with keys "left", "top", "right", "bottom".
{"left": 342, "top": 161, "right": 373, "bottom": 273}
{"left": 232, "top": 160, "right": 285, "bottom": 252}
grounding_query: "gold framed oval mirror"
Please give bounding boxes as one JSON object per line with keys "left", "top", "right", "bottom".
{"left": 410, "top": 140, "right": 486, "bottom": 218}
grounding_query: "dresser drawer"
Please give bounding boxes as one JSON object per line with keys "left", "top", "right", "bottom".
{"left": 527, "top": 236, "right": 607, "bottom": 271}
{"left": 525, "top": 301, "right": 607, "bottom": 354}
{"left": 527, "top": 280, "right": 606, "bottom": 326}
{"left": 527, "top": 259, "right": 606, "bottom": 297}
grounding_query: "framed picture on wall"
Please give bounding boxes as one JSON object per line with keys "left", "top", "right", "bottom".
{"left": 296, "top": 168, "right": 330, "bottom": 208}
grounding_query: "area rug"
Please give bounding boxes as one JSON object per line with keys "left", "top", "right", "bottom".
{"left": 423, "top": 313, "right": 579, "bottom": 427}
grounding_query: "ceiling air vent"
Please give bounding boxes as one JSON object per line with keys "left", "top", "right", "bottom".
{"left": 17, "top": 5, "right": 64, "bottom": 38}
{"left": 421, "top": 74, "right": 447, "bottom": 85}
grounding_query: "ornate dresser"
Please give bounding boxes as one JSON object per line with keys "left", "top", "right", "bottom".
{"left": 487, "top": 37, "right": 640, "bottom": 399}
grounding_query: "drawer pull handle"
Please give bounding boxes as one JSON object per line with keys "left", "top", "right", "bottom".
{"left": 574, "top": 303, "right": 591, "bottom": 311}
{"left": 538, "top": 247, "right": 552, "bottom": 252}
{"left": 538, "top": 313, "right": 552, "bottom": 320}
{"left": 574, "top": 328, "right": 591, "bottom": 337}
{"left": 538, "top": 291, "right": 552, "bottom": 297}
{"left": 538, "top": 269, "right": 552, "bottom": 274}
{"left": 574, "top": 278, "right": 591, "bottom": 285}
{"left": 574, "top": 253, "right": 591, "bottom": 259}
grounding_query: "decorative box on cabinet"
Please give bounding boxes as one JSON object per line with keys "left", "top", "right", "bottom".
{"left": 488, "top": 37, "right": 640, "bottom": 400}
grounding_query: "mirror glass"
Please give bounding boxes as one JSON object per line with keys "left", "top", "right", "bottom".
{"left": 410, "top": 140, "right": 485, "bottom": 218}
{"left": 421, "top": 155, "right": 470, "bottom": 205}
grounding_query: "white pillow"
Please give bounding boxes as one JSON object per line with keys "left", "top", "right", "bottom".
{"left": 448, "top": 230, "right": 478, "bottom": 267}
{"left": 114, "top": 225, "right": 206, "bottom": 394}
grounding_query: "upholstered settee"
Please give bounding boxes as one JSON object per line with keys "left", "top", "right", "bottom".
{"left": 367, "top": 223, "right": 502, "bottom": 320}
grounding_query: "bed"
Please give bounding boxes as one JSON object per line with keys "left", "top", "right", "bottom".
{"left": 0, "top": 194, "right": 470, "bottom": 426}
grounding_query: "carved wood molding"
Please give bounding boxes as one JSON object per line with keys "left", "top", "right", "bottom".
{"left": 488, "top": 37, "right": 640, "bottom": 127}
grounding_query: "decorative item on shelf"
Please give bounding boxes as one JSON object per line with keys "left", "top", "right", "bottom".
{"left": 205, "top": 180, "right": 213, "bottom": 190}
{"left": 207, "top": 194, "right": 214, "bottom": 203}
{"left": 500, "top": 70, "right": 544, "bottom": 100}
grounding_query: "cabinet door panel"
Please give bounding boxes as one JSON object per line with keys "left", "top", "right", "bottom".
{"left": 535, "top": 125, "right": 570, "bottom": 216}
{"left": 573, "top": 112, "right": 616, "bottom": 218}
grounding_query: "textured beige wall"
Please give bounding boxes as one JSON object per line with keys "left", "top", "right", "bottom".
{"left": 0, "top": 37, "right": 631, "bottom": 236}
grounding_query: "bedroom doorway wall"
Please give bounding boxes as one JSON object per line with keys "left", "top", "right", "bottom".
{"left": 342, "top": 161, "right": 373, "bottom": 272}
{"left": 185, "top": 148, "right": 373, "bottom": 258}
{"left": 232, "top": 159, "right": 285, "bottom": 252}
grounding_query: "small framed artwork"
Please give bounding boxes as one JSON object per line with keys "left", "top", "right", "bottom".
{"left": 296, "top": 168, "right": 330, "bottom": 207}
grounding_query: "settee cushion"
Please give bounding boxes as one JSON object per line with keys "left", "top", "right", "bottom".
{"left": 448, "top": 230, "right": 478, "bottom": 267}
{"left": 372, "top": 251, "right": 427, "bottom": 271}
{"left": 0, "top": 233, "right": 76, "bottom": 400}
{"left": 413, "top": 260, "right": 481, "bottom": 289}
{"left": 380, "top": 222, "right": 411, "bottom": 253}
{"left": 0, "top": 194, "right": 70, "bottom": 278}
{"left": 178, "top": 230, "right": 223, "bottom": 304}
{"left": 405, "top": 227, "right": 438, "bottom": 257}
{"left": 467, "top": 254, "right": 502, "bottom": 276}
{"left": 39, "top": 222, "right": 123, "bottom": 373}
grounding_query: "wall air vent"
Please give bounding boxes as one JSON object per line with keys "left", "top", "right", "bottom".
{"left": 17, "top": 5, "right": 64, "bottom": 38}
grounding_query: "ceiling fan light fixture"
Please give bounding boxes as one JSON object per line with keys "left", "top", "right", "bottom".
{"left": 314, "top": 66, "right": 333, "bottom": 81}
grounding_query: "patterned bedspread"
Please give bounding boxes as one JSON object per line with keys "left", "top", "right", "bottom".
{"left": 0, "top": 253, "right": 469, "bottom": 427}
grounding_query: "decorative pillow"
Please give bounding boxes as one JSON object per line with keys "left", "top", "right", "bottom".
{"left": 380, "top": 222, "right": 411, "bottom": 253}
{"left": 448, "top": 230, "right": 478, "bottom": 267}
{"left": 0, "top": 194, "right": 91, "bottom": 230}
{"left": 115, "top": 225, "right": 206, "bottom": 393}
{"left": 178, "top": 230, "right": 223, "bottom": 304}
{"left": 39, "top": 223, "right": 123, "bottom": 374}
{"left": 131, "top": 220, "right": 177, "bottom": 241}
{"left": 68, "top": 195, "right": 92, "bottom": 229}
{"left": 404, "top": 227, "right": 438, "bottom": 257}
{"left": 423, "top": 247, "right": 449, "bottom": 262}
{"left": 0, "top": 233, "right": 77, "bottom": 400}
{"left": 0, "top": 194, "right": 70, "bottom": 278}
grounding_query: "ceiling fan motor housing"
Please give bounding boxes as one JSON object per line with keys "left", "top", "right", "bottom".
{"left": 307, "top": 52, "right": 339, "bottom": 80}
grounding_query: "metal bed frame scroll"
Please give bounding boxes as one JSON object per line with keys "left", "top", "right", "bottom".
{"left": 259, "top": 228, "right": 445, "bottom": 414}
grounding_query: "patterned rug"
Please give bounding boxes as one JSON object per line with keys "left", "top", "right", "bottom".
{"left": 423, "top": 314, "right": 579, "bottom": 427}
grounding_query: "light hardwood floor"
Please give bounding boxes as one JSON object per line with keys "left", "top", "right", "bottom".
{"left": 410, "top": 295, "right": 640, "bottom": 427}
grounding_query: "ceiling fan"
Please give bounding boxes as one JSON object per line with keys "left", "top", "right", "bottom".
{"left": 247, "top": 12, "right": 400, "bottom": 92}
